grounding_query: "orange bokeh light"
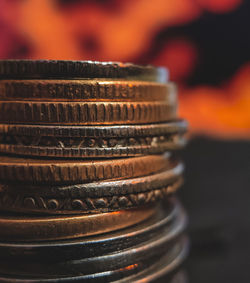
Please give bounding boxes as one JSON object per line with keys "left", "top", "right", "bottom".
{"left": 0, "top": 0, "right": 248, "bottom": 139}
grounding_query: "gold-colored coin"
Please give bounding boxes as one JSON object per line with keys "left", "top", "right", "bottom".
{"left": 0, "top": 154, "right": 171, "bottom": 184}
{"left": 0, "top": 101, "right": 176, "bottom": 125}
{"left": 0, "top": 80, "right": 176, "bottom": 102}
{"left": 0, "top": 206, "right": 155, "bottom": 241}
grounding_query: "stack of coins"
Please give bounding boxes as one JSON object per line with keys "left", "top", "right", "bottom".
{"left": 0, "top": 60, "right": 188, "bottom": 282}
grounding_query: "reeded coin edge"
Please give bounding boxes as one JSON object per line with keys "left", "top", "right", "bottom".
{"left": 0, "top": 101, "right": 176, "bottom": 124}
{"left": 0, "top": 80, "right": 174, "bottom": 101}
{"left": 0, "top": 155, "right": 171, "bottom": 184}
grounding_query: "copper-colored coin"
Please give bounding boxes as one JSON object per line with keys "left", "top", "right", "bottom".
{"left": 0, "top": 164, "right": 183, "bottom": 214}
{"left": 0, "top": 200, "right": 188, "bottom": 282}
{"left": 0, "top": 178, "right": 182, "bottom": 215}
{"left": 0, "top": 120, "right": 187, "bottom": 137}
{"left": 0, "top": 121, "right": 187, "bottom": 158}
{"left": 0, "top": 60, "right": 167, "bottom": 82}
{"left": 0, "top": 206, "right": 155, "bottom": 242}
{"left": 0, "top": 154, "right": 171, "bottom": 184}
{"left": 0, "top": 198, "right": 179, "bottom": 261}
{"left": 0, "top": 101, "right": 176, "bottom": 125}
{"left": 0, "top": 132, "right": 186, "bottom": 158}
{"left": 0, "top": 80, "right": 176, "bottom": 102}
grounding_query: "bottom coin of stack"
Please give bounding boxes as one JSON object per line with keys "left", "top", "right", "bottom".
{"left": 0, "top": 197, "right": 188, "bottom": 282}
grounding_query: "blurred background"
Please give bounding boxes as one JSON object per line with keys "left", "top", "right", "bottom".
{"left": 0, "top": 0, "right": 249, "bottom": 282}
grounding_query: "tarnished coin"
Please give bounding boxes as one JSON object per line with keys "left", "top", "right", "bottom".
{"left": 118, "top": 238, "right": 189, "bottom": 283}
{"left": 0, "top": 120, "right": 187, "bottom": 137}
{"left": 0, "top": 154, "right": 172, "bottom": 185}
{"left": 0, "top": 200, "right": 187, "bottom": 282}
{"left": 0, "top": 101, "right": 176, "bottom": 125}
{"left": 0, "top": 80, "right": 176, "bottom": 102}
{"left": 0, "top": 232, "right": 186, "bottom": 278}
{"left": 0, "top": 164, "right": 183, "bottom": 214}
{"left": 0, "top": 60, "right": 168, "bottom": 82}
{"left": 0, "top": 198, "right": 179, "bottom": 260}
{"left": 0, "top": 121, "right": 187, "bottom": 158}
{"left": 0, "top": 206, "right": 155, "bottom": 242}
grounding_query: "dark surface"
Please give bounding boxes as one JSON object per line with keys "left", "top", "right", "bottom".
{"left": 0, "top": 60, "right": 166, "bottom": 81}
{"left": 179, "top": 137, "right": 250, "bottom": 283}
{"left": 0, "top": 199, "right": 187, "bottom": 282}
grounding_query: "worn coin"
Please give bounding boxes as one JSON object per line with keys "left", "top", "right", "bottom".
{"left": 0, "top": 80, "right": 176, "bottom": 102}
{"left": 0, "top": 198, "right": 179, "bottom": 260}
{"left": 0, "top": 154, "right": 171, "bottom": 184}
{"left": 0, "top": 236, "right": 186, "bottom": 278}
{"left": 0, "top": 101, "right": 176, "bottom": 124}
{"left": 0, "top": 120, "right": 187, "bottom": 137}
{"left": 0, "top": 206, "right": 155, "bottom": 242}
{"left": 0, "top": 60, "right": 168, "bottom": 82}
{"left": 0, "top": 121, "right": 187, "bottom": 158}
{"left": 0, "top": 200, "right": 186, "bottom": 277}
{"left": 0, "top": 165, "right": 183, "bottom": 214}
{"left": 0, "top": 200, "right": 187, "bottom": 281}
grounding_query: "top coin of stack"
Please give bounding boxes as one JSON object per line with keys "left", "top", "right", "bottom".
{"left": 0, "top": 60, "right": 187, "bottom": 217}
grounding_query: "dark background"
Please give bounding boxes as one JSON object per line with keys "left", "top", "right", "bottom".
{"left": 180, "top": 138, "right": 250, "bottom": 282}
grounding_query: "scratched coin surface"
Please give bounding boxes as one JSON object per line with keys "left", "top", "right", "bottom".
{"left": 0, "top": 164, "right": 183, "bottom": 214}
{"left": 0, "top": 206, "right": 155, "bottom": 241}
{"left": 0, "top": 230, "right": 186, "bottom": 278}
{"left": 0, "top": 121, "right": 187, "bottom": 158}
{"left": 0, "top": 101, "right": 176, "bottom": 125}
{"left": 0, "top": 198, "right": 178, "bottom": 260}
{"left": 0, "top": 60, "right": 168, "bottom": 82}
{"left": 0, "top": 199, "right": 188, "bottom": 282}
{"left": 0, "top": 154, "right": 172, "bottom": 184}
{"left": 0, "top": 80, "right": 176, "bottom": 102}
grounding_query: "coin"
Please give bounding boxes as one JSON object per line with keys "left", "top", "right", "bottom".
{"left": 0, "top": 133, "right": 186, "bottom": 158}
{"left": 0, "top": 120, "right": 187, "bottom": 137}
{"left": 0, "top": 239, "right": 188, "bottom": 282}
{"left": 0, "top": 154, "right": 171, "bottom": 184}
{"left": 0, "top": 80, "right": 176, "bottom": 102}
{"left": 0, "top": 200, "right": 187, "bottom": 281}
{"left": 118, "top": 237, "right": 189, "bottom": 283}
{"left": 0, "top": 205, "right": 155, "bottom": 242}
{"left": 0, "top": 198, "right": 179, "bottom": 260}
{"left": 0, "top": 165, "right": 183, "bottom": 214}
{"left": 0, "top": 60, "right": 168, "bottom": 82}
{"left": 0, "top": 101, "right": 176, "bottom": 124}
{"left": 0, "top": 236, "right": 186, "bottom": 279}
{"left": 0, "top": 121, "right": 187, "bottom": 158}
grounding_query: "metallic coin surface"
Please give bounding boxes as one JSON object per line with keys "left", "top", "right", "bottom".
{"left": 0, "top": 206, "right": 155, "bottom": 242}
{"left": 14, "top": 162, "right": 183, "bottom": 197}
{"left": 0, "top": 132, "right": 186, "bottom": 158}
{"left": 0, "top": 199, "right": 179, "bottom": 260}
{"left": 0, "top": 167, "right": 183, "bottom": 214}
{"left": 0, "top": 60, "right": 168, "bottom": 82}
{"left": 0, "top": 101, "right": 176, "bottom": 125}
{"left": 0, "top": 154, "right": 171, "bottom": 184}
{"left": 0, "top": 200, "right": 188, "bottom": 282}
{"left": 116, "top": 237, "right": 189, "bottom": 283}
{"left": 0, "top": 235, "right": 186, "bottom": 278}
{"left": 0, "top": 80, "right": 176, "bottom": 102}
{"left": 0, "top": 121, "right": 187, "bottom": 158}
{"left": 0, "top": 120, "right": 187, "bottom": 137}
